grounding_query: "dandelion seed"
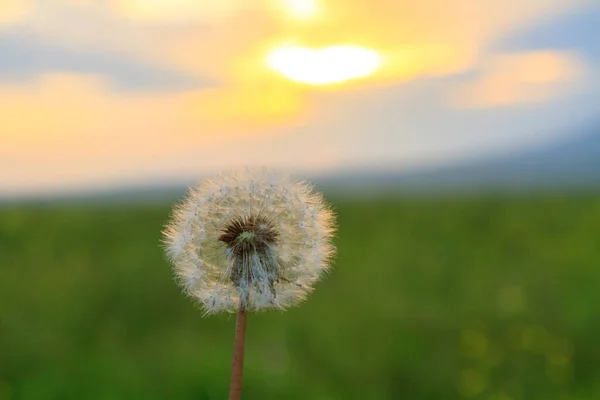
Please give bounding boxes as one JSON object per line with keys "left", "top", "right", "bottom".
{"left": 162, "top": 168, "right": 336, "bottom": 399}
{"left": 164, "top": 168, "right": 335, "bottom": 313}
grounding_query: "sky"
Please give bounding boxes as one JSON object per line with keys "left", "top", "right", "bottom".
{"left": 1, "top": 0, "right": 599, "bottom": 197}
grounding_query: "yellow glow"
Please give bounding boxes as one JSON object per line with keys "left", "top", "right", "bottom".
{"left": 0, "top": 0, "right": 30, "bottom": 24}
{"left": 283, "top": 0, "right": 318, "bottom": 18}
{"left": 452, "top": 51, "right": 585, "bottom": 108}
{"left": 267, "top": 45, "right": 382, "bottom": 85}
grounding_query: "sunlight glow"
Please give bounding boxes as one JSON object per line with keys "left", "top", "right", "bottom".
{"left": 0, "top": 0, "right": 29, "bottom": 24}
{"left": 267, "top": 45, "right": 382, "bottom": 85}
{"left": 282, "top": 0, "right": 318, "bottom": 18}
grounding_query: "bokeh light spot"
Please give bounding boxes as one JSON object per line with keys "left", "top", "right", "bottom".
{"left": 497, "top": 284, "right": 526, "bottom": 314}
{"left": 456, "top": 369, "right": 487, "bottom": 398}
{"left": 460, "top": 329, "right": 488, "bottom": 358}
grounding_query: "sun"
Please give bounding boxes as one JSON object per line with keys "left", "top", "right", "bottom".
{"left": 267, "top": 45, "right": 382, "bottom": 85}
{"left": 282, "top": 0, "right": 318, "bottom": 18}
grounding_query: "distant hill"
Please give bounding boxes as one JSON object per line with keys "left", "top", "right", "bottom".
{"left": 319, "top": 125, "right": 600, "bottom": 194}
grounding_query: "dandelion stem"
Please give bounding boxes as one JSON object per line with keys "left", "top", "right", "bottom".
{"left": 228, "top": 305, "right": 247, "bottom": 400}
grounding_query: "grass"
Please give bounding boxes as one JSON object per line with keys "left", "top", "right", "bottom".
{"left": 1, "top": 194, "right": 600, "bottom": 399}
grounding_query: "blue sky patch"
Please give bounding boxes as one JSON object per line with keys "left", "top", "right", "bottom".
{"left": 0, "top": 32, "right": 211, "bottom": 92}
{"left": 493, "top": 3, "right": 600, "bottom": 63}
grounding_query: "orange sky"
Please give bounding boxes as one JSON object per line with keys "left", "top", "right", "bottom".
{"left": 1, "top": 0, "right": 598, "bottom": 197}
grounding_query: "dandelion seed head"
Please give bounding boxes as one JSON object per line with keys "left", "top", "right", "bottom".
{"left": 163, "top": 168, "right": 336, "bottom": 314}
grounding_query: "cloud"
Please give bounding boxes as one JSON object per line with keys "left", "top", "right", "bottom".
{"left": 157, "top": 0, "right": 587, "bottom": 84}
{"left": 1, "top": 73, "right": 182, "bottom": 149}
{"left": 0, "top": 72, "right": 302, "bottom": 145}
{"left": 3, "top": 66, "right": 600, "bottom": 197}
{"left": 0, "top": 32, "right": 210, "bottom": 91}
{"left": 0, "top": 73, "right": 202, "bottom": 195}
{"left": 8, "top": 1, "right": 199, "bottom": 65}
{"left": 111, "top": 71, "right": 600, "bottom": 182}
{"left": 8, "top": 0, "right": 588, "bottom": 87}
{"left": 218, "top": 67, "right": 600, "bottom": 173}
{"left": 0, "top": 72, "right": 311, "bottom": 195}
{"left": 451, "top": 51, "right": 587, "bottom": 108}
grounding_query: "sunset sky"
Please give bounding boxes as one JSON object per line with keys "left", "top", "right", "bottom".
{"left": 1, "top": 0, "right": 599, "bottom": 197}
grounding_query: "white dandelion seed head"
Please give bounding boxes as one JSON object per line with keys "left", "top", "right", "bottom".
{"left": 163, "top": 168, "right": 336, "bottom": 314}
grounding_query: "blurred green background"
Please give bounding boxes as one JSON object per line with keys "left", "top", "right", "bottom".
{"left": 2, "top": 194, "right": 600, "bottom": 399}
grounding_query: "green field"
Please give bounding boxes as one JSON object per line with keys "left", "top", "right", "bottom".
{"left": 1, "top": 195, "right": 600, "bottom": 399}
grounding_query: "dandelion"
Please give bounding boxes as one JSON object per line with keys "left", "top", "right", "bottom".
{"left": 163, "top": 168, "right": 336, "bottom": 399}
